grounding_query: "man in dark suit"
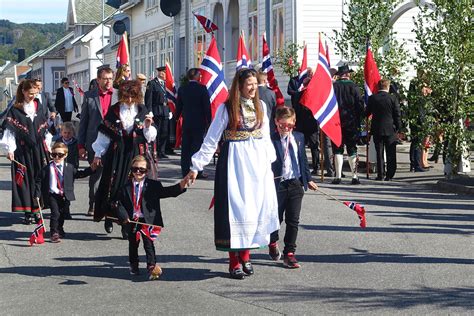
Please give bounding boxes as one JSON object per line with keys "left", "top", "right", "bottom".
{"left": 78, "top": 67, "right": 115, "bottom": 217}
{"left": 257, "top": 71, "right": 276, "bottom": 118}
{"left": 268, "top": 107, "right": 318, "bottom": 269}
{"left": 145, "top": 66, "right": 170, "bottom": 158}
{"left": 33, "top": 79, "right": 56, "bottom": 120}
{"left": 367, "top": 79, "right": 401, "bottom": 181}
{"left": 175, "top": 68, "right": 211, "bottom": 178}
{"left": 54, "top": 78, "right": 78, "bottom": 122}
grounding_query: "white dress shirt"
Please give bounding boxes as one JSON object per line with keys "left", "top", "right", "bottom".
{"left": 280, "top": 133, "right": 300, "bottom": 180}
{"left": 63, "top": 87, "right": 74, "bottom": 112}
{"left": 49, "top": 161, "right": 64, "bottom": 194}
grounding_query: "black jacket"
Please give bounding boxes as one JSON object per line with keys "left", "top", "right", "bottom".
{"left": 287, "top": 76, "right": 300, "bottom": 106}
{"left": 145, "top": 78, "right": 169, "bottom": 118}
{"left": 54, "top": 87, "right": 78, "bottom": 115}
{"left": 333, "top": 79, "right": 364, "bottom": 133}
{"left": 35, "top": 91, "right": 56, "bottom": 118}
{"left": 367, "top": 91, "right": 401, "bottom": 136}
{"left": 116, "top": 178, "right": 185, "bottom": 227}
{"left": 175, "top": 81, "right": 211, "bottom": 131}
{"left": 35, "top": 162, "right": 93, "bottom": 207}
{"left": 271, "top": 131, "right": 312, "bottom": 191}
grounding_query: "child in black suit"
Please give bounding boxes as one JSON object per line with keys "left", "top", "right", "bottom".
{"left": 269, "top": 107, "right": 318, "bottom": 268}
{"left": 35, "top": 142, "right": 94, "bottom": 243}
{"left": 116, "top": 155, "right": 187, "bottom": 280}
{"left": 57, "top": 122, "right": 79, "bottom": 169}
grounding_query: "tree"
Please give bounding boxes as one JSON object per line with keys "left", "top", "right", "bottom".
{"left": 411, "top": 0, "right": 474, "bottom": 175}
{"left": 273, "top": 42, "right": 304, "bottom": 78}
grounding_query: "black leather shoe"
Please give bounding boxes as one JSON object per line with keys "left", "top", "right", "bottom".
{"left": 229, "top": 267, "right": 245, "bottom": 279}
{"left": 351, "top": 177, "right": 361, "bottom": 185}
{"left": 121, "top": 226, "right": 129, "bottom": 240}
{"left": 165, "top": 150, "right": 176, "bottom": 155}
{"left": 414, "top": 167, "right": 428, "bottom": 172}
{"left": 104, "top": 219, "right": 113, "bottom": 234}
{"left": 375, "top": 176, "right": 383, "bottom": 181}
{"left": 324, "top": 172, "right": 335, "bottom": 177}
{"left": 158, "top": 153, "right": 169, "bottom": 159}
{"left": 384, "top": 177, "right": 393, "bottom": 181}
{"left": 331, "top": 178, "right": 341, "bottom": 184}
{"left": 241, "top": 261, "right": 254, "bottom": 275}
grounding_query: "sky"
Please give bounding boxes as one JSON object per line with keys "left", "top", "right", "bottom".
{"left": 0, "top": 0, "right": 68, "bottom": 24}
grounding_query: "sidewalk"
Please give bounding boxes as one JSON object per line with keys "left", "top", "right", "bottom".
{"left": 356, "top": 143, "right": 474, "bottom": 195}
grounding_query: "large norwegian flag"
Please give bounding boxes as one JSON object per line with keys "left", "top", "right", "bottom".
{"left": 116, "top": 31, "right": 130, "bottom": 69}
{"left": 300, "top": 36, "right": 342, "bottom": 147}
{"left": 165, "top": 62, "right": 177, "bottom": 113}
{"left": 200, "top": 36, "right": 229, "bottom": 118}
{"left": 236, "top": 32, "right": 252, "bottom": 71}
{"left": 298, "top": 44, "right": 308, "bottom": 91}
{"left": 193, "top": 12, "right": 218, "bottom": 33}
{"left": 364, "top": 40, "right": 381, "bottom": 105}
{"left": 261, "top": 34, "right": 285, "bottom": 106}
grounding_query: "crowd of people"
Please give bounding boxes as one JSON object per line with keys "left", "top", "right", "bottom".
{"left": 0, "top": 61, "right": 433, "bottom": 280}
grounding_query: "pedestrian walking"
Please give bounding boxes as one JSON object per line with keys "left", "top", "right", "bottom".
{"left": 54, "top": 78, "right": 78, "bottom": 122}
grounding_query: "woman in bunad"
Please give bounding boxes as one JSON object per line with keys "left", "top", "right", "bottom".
{"left": 91, "top": 80, "right": 157, "bottom": 238}
{"left": 0, "top": 79, "right": 51, "bottom": 224}
{"left": 186, "top": 68, "right": 279, "bottom": 279}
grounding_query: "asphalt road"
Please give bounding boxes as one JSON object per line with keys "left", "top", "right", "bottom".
{"left": 0, "top": 148, "right": 473, "bottom": 315}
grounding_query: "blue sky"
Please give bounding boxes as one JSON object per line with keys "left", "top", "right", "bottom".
{"left": 0, "top": 0, "right": 68, "bottom": 24}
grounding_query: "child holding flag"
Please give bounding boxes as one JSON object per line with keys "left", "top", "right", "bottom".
{"left": 116, "top": 155, "right": 187, "bottom": 280}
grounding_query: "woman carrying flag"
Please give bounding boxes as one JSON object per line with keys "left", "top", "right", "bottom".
{"left": 0, "top": 79, "right": 51, "bottom": 224}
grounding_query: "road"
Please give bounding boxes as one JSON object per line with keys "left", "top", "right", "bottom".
{"left": 0, "top": 147, "right": 472, "bottom": 315}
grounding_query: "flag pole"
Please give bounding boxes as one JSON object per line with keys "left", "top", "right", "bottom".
{"left": 366, "top": 118, "right": 370, "bottom": 179}
{"left": 320, "top": 128, "right": 324, "bottom": 182}
{"left": 106, "top": 216, "right": 162, "bottom": 229}
{"left": 1, "top": 156, "right": 27, "bottom": 169}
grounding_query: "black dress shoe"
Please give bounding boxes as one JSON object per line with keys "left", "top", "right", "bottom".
{"left": 375, "top": 176, "right": 383, "bottom": 181}
{"left": 165, "top": 150, "right": 176, "bottom": 155}
{"left": 158, "top": 153, "right": 169, "bottom": 159}
{"left": 229, "top": 267, "right": 245, "bottom": 279}
{"left": 311, "top": 170, "right": 318, "bottom": 175}
{"left": 331, "top": 178, "right": 341, "bottom": 184}
{"left": 324, "top": 172, "right": 335, "bottom": 177}
{"left": 241, "top": 261, "right": 254, "bottom": 275}
{"left": 121, "top": 226, "right": 129, "bottom": 240}
{"left": 351, "top": 177, "right": 361, "bottom": 185}
{"left": 196, "top": 173, "right": 209, "bottom": 179}
{"left": 104, "top": 219, "right": 113, "bottom": 233}
{"left": 384, "top": 177, "right": 393, "bottom": 181}
{"left": 414, "top": 167, "right": 428, "bottom": 172}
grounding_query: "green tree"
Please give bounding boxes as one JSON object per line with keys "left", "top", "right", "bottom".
{"left": 273, "top": 42, "right": 304, "bottom": 78}
{"left": 411, "top": 0, "right": 474, "bottom": 175}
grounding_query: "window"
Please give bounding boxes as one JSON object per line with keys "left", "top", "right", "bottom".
{"left": 140, "top": 43, "right": 146, "bottom": 74}
{"left": 74, "top": 45, "right": 81, "bottom": 58}
{"left": 146, "top": 0, "right": 157, "bottom": 9}
{"left": 159, "top": 36, "right": 166, "bottom": 67}
{"left": 193, "top": 6, "right": 206, "bottom": 66}
{"left": 148, "top": 40, "right": 156, "bottom": 76}
{"left": 248, "top": 0, "right": 258, "bottom": 62}
{"left": 133, "top": 45, "right": 139, "bottom": 76}
{"left": 272, "top": 0, "right": 284, "bottom": 52}
{"left": 53, "top": 70, "right": 65, "bottom": 91}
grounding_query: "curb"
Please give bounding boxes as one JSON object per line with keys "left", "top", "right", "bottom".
{"left": 436, "top": 180, "right": 474, "bottom": 196}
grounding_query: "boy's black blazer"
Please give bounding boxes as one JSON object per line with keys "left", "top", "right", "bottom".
{"left": 271, "top": 130, "right": 312, "bottom": 191}
{"left": 116, "top": 178, "right": 185, "bottom": 227}
{"left": 35, "top": 163, "right": 93, "bottom": 207}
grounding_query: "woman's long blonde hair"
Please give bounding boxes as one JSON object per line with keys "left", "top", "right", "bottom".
{"left": 225, "top": 69, "right": 263, "bottom": 132}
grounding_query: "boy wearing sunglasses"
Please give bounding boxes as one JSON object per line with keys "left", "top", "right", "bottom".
{"left": 268, "top": 107, "right": 318, "bottom": 268}
{"left": 116, "top": 155, "right": 187, "bottom": 280}
{"left": 35, "top": 142, "right": 95, "bottom": 243}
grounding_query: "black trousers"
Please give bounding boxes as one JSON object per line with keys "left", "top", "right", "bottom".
{"left": 270, "top": 179, "right": 304, "bottom": 254}
{"left": 374, "top": 135, "right": 397, "bottom": 179}
{"left": 306, "top": 131, "right": 320, "bottom": 172}
{"left": 180, "top": 128, "right": 205, "bottom": 177}
{"left": 49, "top": 193, "right": 70, "bottom": 234}
{"left": 127, "top": 223, "right": 156, "bottom": 267}
{"left": 156, "top": 116, "right": 169, "bottom": 155}
{"left": 322, "top": 133, "right": 335, "bottom": 175}
{"left": 409, "top": 137, "right": 422, "bottom": 170}
{"left": 60, "top": 111, "right": 72, "bottom": 122}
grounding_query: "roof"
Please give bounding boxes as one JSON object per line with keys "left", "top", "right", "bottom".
{"left": 67, "top": 0, "right": 116, "bottom": 27}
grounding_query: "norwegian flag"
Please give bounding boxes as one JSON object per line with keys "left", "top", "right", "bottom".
{"left": 174, "top": 116, "right": 183, "bottom": 149}
{"left": 165, "top": 62, "right": 177, "bottom": 113}
{"left": 236, "top": 32, "right": 252, "bottom": 71}
{"left": 72, "top": 80, "right": 84, "bottom": 97}
{"left": 261, "top": 34, "right": 285, "bottom": 106}
{"left": 364, "top": 40, "right": 381, "bottom": 105}
{"left": 300, "top": 35, "right": 342, "bottom": 147}
{"left": 343, "top": 201, "right": 367, "bottom": 228}
{"left": 116, "top": 31, "right": 130, "bottom": 69}
{"left": 136, "top": 224, "right": 162, "bottom": 242}
{"left": 298, "top": 44, "right": 308, "bottom": 91}
{"left": 325, "top": 40, "right": 331, "bottom": 67}
{"left": 200, "top": 36, "right": 229, "bottom": 118}
{"left": 29, "top": 218, "right": 45, "bottom": 246}
{"left": 193, "top": 12, "right": 218, "bottom": 33}
{"left": 15, "top": 163, "right": 26, "bottom": 187}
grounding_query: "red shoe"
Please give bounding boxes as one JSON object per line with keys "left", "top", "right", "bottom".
{"left": 283, "top": 253, "right": 300, "bottom": 269}
{"left": 50, "top": 233, "right": 61, "bottom": 243}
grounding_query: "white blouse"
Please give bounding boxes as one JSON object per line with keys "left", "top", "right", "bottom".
{"left": 92, "top": 103, "right": 157, "bottom": 157}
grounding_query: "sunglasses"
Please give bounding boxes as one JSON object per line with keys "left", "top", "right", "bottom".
{"left": 277, "top": 122, "right": 295, "bottom": 130}
{"left": 64, "top": 82, "right": 69, "bottom": 84}
{"left": 51, "top": 152, "right": 66, "bottom": 158}
{"left": 131, "top": 167, "right": 147, "bottom": 174}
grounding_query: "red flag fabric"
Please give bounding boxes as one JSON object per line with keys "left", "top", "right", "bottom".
{"left": 200, "top": 36, "right": 229, "bottom": 118}
{"left": 136, "top": 224, "right": 162, "bottom": 242}
{"left": 364, "top": 41, "right": 381, "bottom": 104}
{"left": 261, "top": 35, "right": 285, "bottom": 106}
{"left": 29, "top": 218, "right": 45, "bottom": 246}
{"left": 193, "top": 12, "right": 218, "bottom": 33}
{"left": 300, "top": 36, "right": 342, "bottom": 147}
{"left": 174, "top": 116, "right": 183, "bottom": 149}
{"left": 72, "top": 80, "right": 84, "bottom": 97}
{"left": 343, "top": 201, "right": 367, "bottom": 228}
{"left": 236, "top": 33, "right": 252, "bottom": 71}
{"left": 298, "top": 44, "right": 308, "bottom": 91}
{"left": 208, "top": 196, "right": 215, "bottom": 210}
{"left": 116, "top": 31, "right": 130, "bottom": 69}
{"left": 325, "top": 40, "right": 331, "bottom": 68}
{"left": 15, "top": 163, "right": 26, "bottom": 187}
{"left": 165, "top": 62, "right": 177, "bottom": 113}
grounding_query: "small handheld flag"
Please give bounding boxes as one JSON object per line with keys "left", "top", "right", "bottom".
{"left": 344, "top": 202, "right": 367, "bottom": 228}
{"left": 29, "top": 218, "right": 45, "bottom": 246}
{"left": 165, "top": 62, "right": 177, "bottom": 113}
{"left": 15, "top": 162, "right": 26, "bottom": 187}
{"left": 193, "top": 12, "right": 218, "bottom": 33}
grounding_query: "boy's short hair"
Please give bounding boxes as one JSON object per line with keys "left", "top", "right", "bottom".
{"left": 61, "top": 121, "right": 75, "bottom": 134}
{"left": 378, "top": 79, "right": 391, "bottom": 90}
{"left": 275, "top": 106, "right": 296, "bottom": 121}
{"left": 52, "top": 142, "right": 69, "bottom": 153}
{"left": 256, "top": 71, "right": 268, "bottom": 84}
{"left": 130, "top": 155, "right": 150, "bottom": 169}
